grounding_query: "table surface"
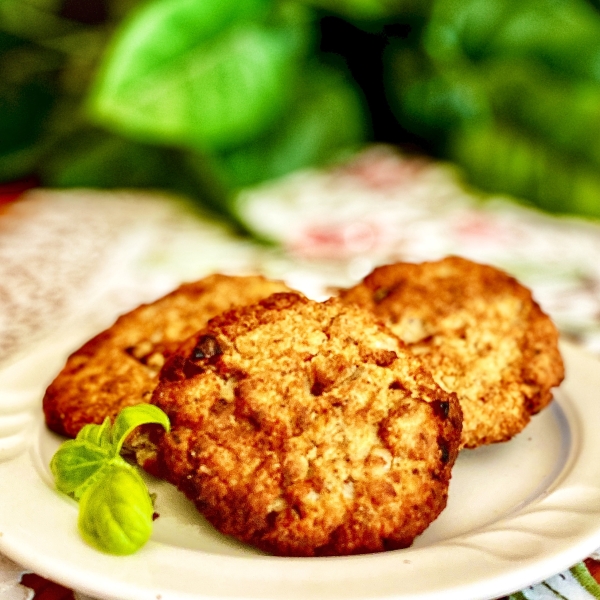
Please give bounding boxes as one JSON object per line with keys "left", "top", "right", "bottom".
{"left": 3, "top": 146, "right": 600, "bottom": 600}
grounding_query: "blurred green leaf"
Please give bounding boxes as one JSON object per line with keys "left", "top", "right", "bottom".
{"left": 488, "top": 0, "right": 600, "bottom": 81}
{"left": 0, "top": 30, "right": 25, "bottom": 52}
{"left": 0, "top": 0, "right": 75, "bottom": 41}
{"left": 298, "top": 0, "right": 431, "bottom": 21}
{"left": 88, "top": 0, "right": 310, "bottom": 151}
{"left": 219, "top": 64, "right": 367, "bottom": 189}
{"left": 449, "top": 123, "right": 600, "bottom": 218}
{"left": 0, "top": 82, "right": 56, "bottom": 181}
{"left": 385, "top": 50, "right": 490, "bottom": 141}
{"left": 481, "top": 61, "right": 600, "bottom": 167}
{"left": 425, "top": 0, "right": 600, "bottom": 82}
{"left": 424, "top": 0, "right": 506, "bottom": 63}
{"left": 40, "top": 127, "right": 209, "bottom": 197}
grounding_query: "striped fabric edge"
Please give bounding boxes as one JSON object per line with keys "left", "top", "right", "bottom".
{"left": 509, "top": 564, "right": 600, "bottom": 600}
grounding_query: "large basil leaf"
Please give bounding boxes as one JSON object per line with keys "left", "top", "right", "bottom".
{"left": 88, "top": 0, "right": 309, "bottom": 151}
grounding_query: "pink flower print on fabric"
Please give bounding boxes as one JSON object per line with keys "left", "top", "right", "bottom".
{"left": 290, "top": 221, "right": 383, "bottom": 259}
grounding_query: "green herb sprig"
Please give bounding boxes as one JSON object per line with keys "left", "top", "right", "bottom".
{"left": 50, "top": 403, "right": 170, "bottom": 555}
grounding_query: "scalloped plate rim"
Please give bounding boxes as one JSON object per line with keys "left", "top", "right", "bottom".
{"left": 1, "top": 340, "right": 600, "bottom": 600}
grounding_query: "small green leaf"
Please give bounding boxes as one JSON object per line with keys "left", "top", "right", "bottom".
{"left": 78, "top": 464, "right": 154, "bottom": 555}
{"left": 77, "top": 417, "right": 112, "bottom": 449}
{"left": 50, "top": 439, "right": 109, "bottom": 496}
{"left": 110, "top": 404, "right": 170, "bottom": 456}
{"left": 50, "top": 404, "right": 170, "bottom": 555}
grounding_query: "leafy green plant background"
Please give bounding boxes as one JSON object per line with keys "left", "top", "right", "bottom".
{"left": 3, "top": 0, "right": 600, "bottom": 219}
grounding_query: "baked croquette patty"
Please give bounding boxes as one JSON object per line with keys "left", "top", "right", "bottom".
{"left": 148, "top": 293, "right": 462, "bottom": 557}
{"left": 43, "top": 274, "right": 291, "bottom": 438}
{"left": 339, "top": 256, "right": 564, "bottom": 449}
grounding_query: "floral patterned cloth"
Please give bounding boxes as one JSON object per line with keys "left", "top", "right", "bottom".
{"left": 235, "top": 145, "right": 600, "bottom": 356}
{"left": 3, "top": 145, "right": 600, "bottom": 599}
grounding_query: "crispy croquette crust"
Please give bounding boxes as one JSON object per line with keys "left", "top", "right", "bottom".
{"left": 43, "top": 274, "right": 291, "bottom": 438}
{"left": 149, "top": 293, "right": 462, "bottom": 557}
{"left": 339, "top": 256, "right": 564, "bottom": 449}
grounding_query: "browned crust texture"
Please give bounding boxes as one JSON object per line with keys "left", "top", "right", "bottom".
{"left": 43, "top": 274, "right": 291, "bottom": 437}
{"left": 149, "top": 293, "right": 462, "bottom": 557}
{"left": 339, "top": 256, "right": 564, "bottom": 449}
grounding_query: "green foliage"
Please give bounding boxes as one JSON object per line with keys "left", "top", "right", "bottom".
{"left": 385, "top": 0, "right": 600, "bottom": 218}
{"left": 0, "top": 83, "right": 56, "bottom": 179}
{"left": 449, "top": 123, "right": 600, "bottom": 218}
{"left": 50, "top": 404, "right": 170, "bottom": 555}
{"left": 4, "top": 0, "right": 600, "bottom": 219}
{"left": 0, "top": 0, "right": 370, "bottom": 215}
{"left": 424, "top": 0, "right": 600, "bottom": 80}
{"left": 218, "top": 63, "right": 368, "bottom": 189}
{"left": 300, "top": 0, "right": 432, "bottom": 21}
{"left": 387, "top": 51, "right": 490, "bottom": 140}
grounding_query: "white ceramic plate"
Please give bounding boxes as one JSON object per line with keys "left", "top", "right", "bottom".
{"left": 1, "top": 338, "right": 600, "bottom": 600}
